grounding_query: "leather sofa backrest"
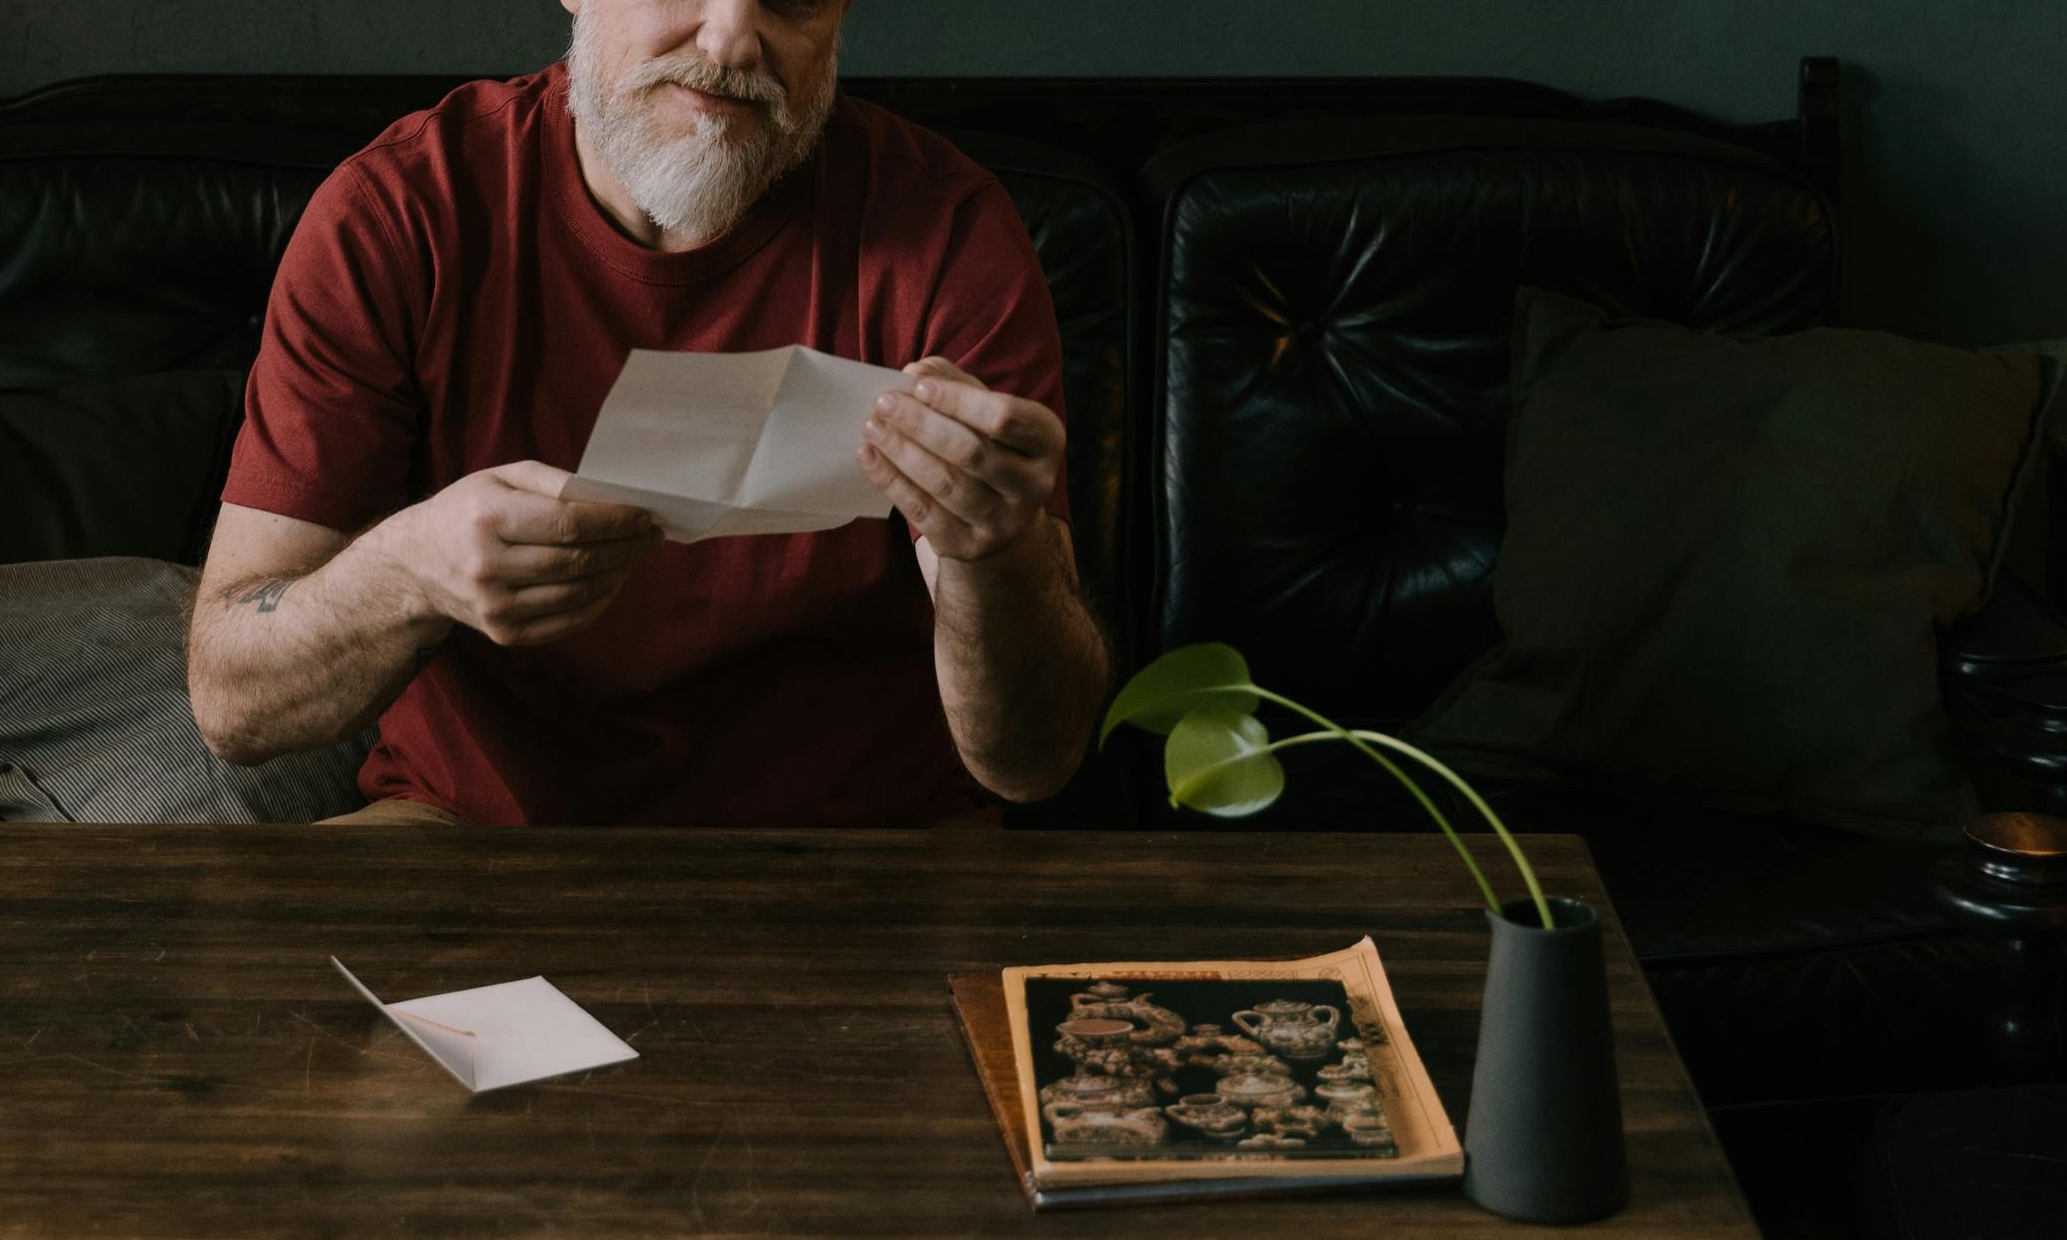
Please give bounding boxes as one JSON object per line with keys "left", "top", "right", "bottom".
{"left": 1, "top": 71, "right": 1842, "bottom": 830}
{"left": 942, "top": 130, "right": 1133, "bottom": 633}
{"left": 0, "top": 123, "right": 346, "bottom": 388}
{"left": 0, "top": 84, "right": 1133, "bottom": 609}
{"left": 1146, "top": 118, "right": 1837, "bottom": 727}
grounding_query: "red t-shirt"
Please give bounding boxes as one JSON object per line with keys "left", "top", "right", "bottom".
{"left": 223, "top": 63, "right": 1069, "bottom": 826}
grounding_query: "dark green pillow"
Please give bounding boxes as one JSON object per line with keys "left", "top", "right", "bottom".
{"left": 1410, "top": 289, "right": 2060, "bottom": 841}
{"left": 0, "top": 370, "right": 244, "bottom": 565}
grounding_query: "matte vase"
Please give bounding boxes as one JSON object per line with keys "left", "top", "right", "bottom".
{"left": 1461, "top": 896, "right": 1629, "bottom": 1224}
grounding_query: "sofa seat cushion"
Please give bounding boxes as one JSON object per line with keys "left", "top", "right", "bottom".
{"left": 1864, "top": 1084, "right": 2067, "bottom": 1239}
{"left": 0, "top": 370, "right": 245, "bottom": 565}
{"left": 0, "top": 557, "right": 369, "bottom": 824}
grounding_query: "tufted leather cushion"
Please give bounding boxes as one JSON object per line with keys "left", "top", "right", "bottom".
{"left": 0, "top": 100, "right": 1133, "bottom": 601}
{"left": 1148, "top": 118, "right": 1835, "bottom": 730}
{"left": 0, "top": 123, "right": 346, "bottom": 388}
{"left": 943, "top": 131, "right": 1133, "bottom": 636}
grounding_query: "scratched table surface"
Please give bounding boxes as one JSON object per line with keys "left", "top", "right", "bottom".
{"left": 0, "top": 826, "right": 1755, "bottom": 1239}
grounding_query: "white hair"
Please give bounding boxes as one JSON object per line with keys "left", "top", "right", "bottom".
{"left": 565, "top": 11, "right": 837, "bottom": 242}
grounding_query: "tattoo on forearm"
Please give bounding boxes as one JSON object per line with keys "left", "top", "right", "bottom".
{"left": 235, "top": 579, "right": 293, "bottom": 614}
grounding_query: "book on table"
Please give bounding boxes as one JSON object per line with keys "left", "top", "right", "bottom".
{"left": 949, "top": 937, "right": 1463, "bottom": 1209}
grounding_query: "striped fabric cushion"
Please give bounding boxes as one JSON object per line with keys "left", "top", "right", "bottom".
{"left": 0, "top": 557, "right": 369, "bottom": 823}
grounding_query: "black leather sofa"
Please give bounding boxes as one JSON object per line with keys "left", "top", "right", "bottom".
{"left": 5, "top": 60, "right": 2063, "bottom": 1233}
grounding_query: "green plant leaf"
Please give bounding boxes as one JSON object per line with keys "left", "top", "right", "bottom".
{"left": 1099, "top": 643, "right": 1259, "bottom": 745}
{"left": 1165, "top": 709, "right": 1285, "bottom": 818}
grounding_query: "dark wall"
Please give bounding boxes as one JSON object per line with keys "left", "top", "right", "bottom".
{"left": 4, "top": 0, "right": 2062, "bottom": 346}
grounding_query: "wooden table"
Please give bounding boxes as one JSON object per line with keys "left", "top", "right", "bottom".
{"left": 0, "top": 826, "right": 1755, "bottom": 1238}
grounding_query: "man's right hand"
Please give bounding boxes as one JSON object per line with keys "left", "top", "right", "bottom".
{"left": 378, "top": 460, "right": 663, "bottom": 647}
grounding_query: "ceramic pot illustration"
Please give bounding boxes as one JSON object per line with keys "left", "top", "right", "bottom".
{"left": 1200, "top": 1048, "right": 1292, "bottom": 1079}
{"left": 1053, "top": 1017, "right": 1156, "bottom": 1078}
{"left": 1342, "top": 1112, "right": 1399, "bottom": 1153}
{"left": 1070, "top": 980, "right": 1133, "bottom": 1006}
{"left": 1038, "top": 1071, "right": 1152, "bottom": 1110}
{"left": 1043, "top": 1101, "right": 1168, "bottom": 1145}
{"left": 1215, "top": 1072, "right": 1304, "bottom": 1111}
{"left": 1315, "top": 1080, "right": 1379, "bottom": 1117}
{"left": 1173, "top": 1022, "right": 1270, "bottom": 1076}
{"left": 1232, "top": 999, "right": 1341, "bottom": 1062}
{"left": 1251, "top": 1104, "right": 1330, "bottom": 1140}
{"left": 1070, "top": 993, "right": 1187, "bottom": 1047}
{"left": 1317, "top": 1060, "right": 1373, "bottom": 1087}
{"left": 1163, "top": 1093, "right": 1247, "bottom": 1141}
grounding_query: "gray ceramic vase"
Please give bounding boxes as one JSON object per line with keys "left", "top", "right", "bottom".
{"left": 1461, "top": 896, "right": 1629, "bottom": 1224}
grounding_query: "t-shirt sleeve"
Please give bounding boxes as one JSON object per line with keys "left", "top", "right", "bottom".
{"left": 221, "top": 161, "right": 425, "bottom": 532}
{"left": 917, "top": 178, "right": 1072, "bottom": 529}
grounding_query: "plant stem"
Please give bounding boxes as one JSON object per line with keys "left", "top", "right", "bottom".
{"left": 1168, "top": 734, "right": 1491, "bottom": 911}
{"left": 1237, "top": 693, "right": 1505, "bottom": 916}
{"left": 1239, "top": 689, "right": 1551, "bottom": 930}
{"left": 1343, "top": 730, "right": 1553, "bottom": 930}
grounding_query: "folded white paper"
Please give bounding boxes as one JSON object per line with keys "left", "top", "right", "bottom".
{"left": 331, "top": 957, "right": 638, "bottom": 1093}
{"left": 561, "top": 345, "right": 915, "bottom": 542}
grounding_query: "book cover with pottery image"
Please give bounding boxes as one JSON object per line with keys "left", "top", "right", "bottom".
{"left": 989, "top": 938, "right": 1462, "bottom": 1200}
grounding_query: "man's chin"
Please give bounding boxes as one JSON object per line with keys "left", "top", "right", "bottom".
{"left": 635, "top": 90, "right": 765, "bottom": 144}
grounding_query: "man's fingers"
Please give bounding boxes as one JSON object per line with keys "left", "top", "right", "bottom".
{"left": 862, "top": 412, "right": 1002, "bottom": 527}
{"left": 499, "top": 589, "right": 624, "bottom": 646}
{"left": 857, "top": 442, "right": 973, "bottom": 542}
{"left": 902, "top": 355, "right": 985, "bottom": 390}
{"left": 494, "top": 529, "right": 662, "bottom": 583}
{"left": 488, "top": 485, "right": 652, "bottom": 546}
{"left": 908, "top": 378, "right": 1064, "bottom": 457}
{"left": 871, "top": 391, "right": 1029, "bottom": 484}
{"left": 487, "top": 459, "right": 576, "bottom": 497}
{"left": 501, "top": 572, "right": 619, "bottom": 618}
{"left": 481, "top": 568, "right": 635, "bottom": 645}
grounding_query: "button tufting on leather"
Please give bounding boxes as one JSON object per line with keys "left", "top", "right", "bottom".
{"left": 1152, "top": 120, "right": 1834, "bottom": 728}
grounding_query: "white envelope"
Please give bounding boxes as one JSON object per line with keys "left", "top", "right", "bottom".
{"left": 331, "top": 957, "right": 639, "bottom": 1093}
{"left": 561, "top": 345, "right": 915, "bottom": 542}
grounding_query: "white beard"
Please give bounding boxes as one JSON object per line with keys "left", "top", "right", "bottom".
{"left": 565, "top": 15, "right": 837, "bottom": 243}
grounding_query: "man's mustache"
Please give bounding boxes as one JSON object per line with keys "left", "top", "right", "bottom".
{"left": 623, "top": 54, "right": 787, "bottom": 108}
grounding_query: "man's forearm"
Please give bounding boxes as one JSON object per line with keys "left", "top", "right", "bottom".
{"left": 932, "top": 515, "right": 1111, "bottom": 802}
{"left": 188, "top": 524, "right": 448, "bottom": 766}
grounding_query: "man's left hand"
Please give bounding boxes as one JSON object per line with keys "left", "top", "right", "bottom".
{"left": 858, "top": 356, "right": 1064, "bottom": 562}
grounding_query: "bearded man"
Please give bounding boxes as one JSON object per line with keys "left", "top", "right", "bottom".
{"left": 184, "top": 0, "right": 1110, "bottom": 827}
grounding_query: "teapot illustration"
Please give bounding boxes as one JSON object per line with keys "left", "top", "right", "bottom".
{"left": 1038, "top": 1070, "right": 1152, "bottom": 1110}
{"left": 1232, "top": 999, "right": 1341, "bottom": 1062}
{"left": 1214, "top": 1072, "right": 1305, "bottom": 1112}
{"left": 1163, "top": 1093, "right": 1248, "bottom": 1141}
